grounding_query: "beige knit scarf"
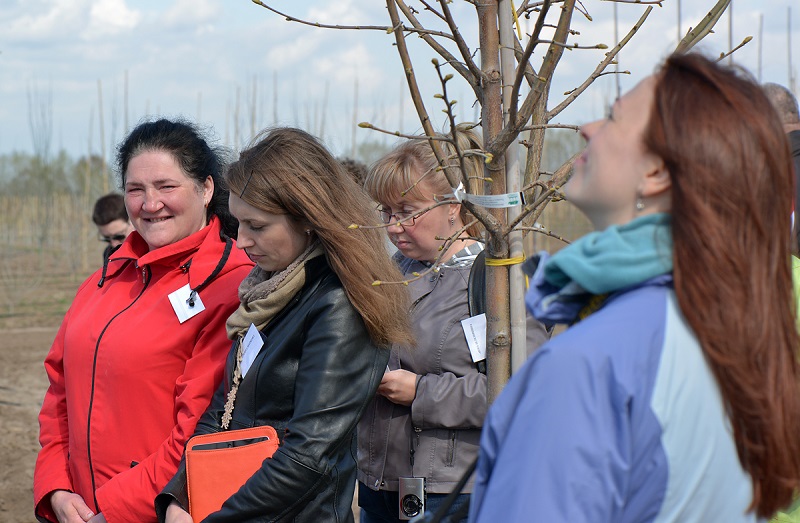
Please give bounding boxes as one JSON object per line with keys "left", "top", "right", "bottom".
{"left": 220, "top": 241, "right": 324, "bottom": 429}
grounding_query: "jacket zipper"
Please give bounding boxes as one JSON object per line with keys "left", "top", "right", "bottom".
{"left": 86, "top": 264, "right": 151, "bottom": 511}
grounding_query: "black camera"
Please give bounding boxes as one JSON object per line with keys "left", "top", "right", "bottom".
{"left": 398, "top": 477, "right": 426, "bottom": 520}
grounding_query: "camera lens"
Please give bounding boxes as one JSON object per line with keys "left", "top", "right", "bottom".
{"left": 401, "top": 494, "right": 423, "bottom": 517}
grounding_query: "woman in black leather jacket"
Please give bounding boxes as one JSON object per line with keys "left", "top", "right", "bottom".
{"left": 155, "top": 128, "right": 414, "bottom": 523}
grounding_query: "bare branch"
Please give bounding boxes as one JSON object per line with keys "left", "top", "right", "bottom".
{"left": 489, "top": 0, "right": 576, "bottom": 158}
{"left": 674, "top": 0, "right": 730, "bottom": 54}
{"left": 519, "top": 123, "right": 580, "bottom": 131}
{"left": 394, "top": 0, "right": 483, "bottom": 99}
{"left": 517, "top": 225, "right": 572, "bottom": 244}
{"left": 437, "top": 0, "right": 486, "bottom": 87}
{"left": 506, "top": 185, "right": 557, "bottom": 231}
{"left": 348, "top": 199, "right": 455, "bottom": 231}
{"left": 250, "top": 0, "right": 456, "bottom": 40}
{"left": 716, "top": 36, "right": 753, "bottom": 62}
{"left": 601, "top": 0, "right": 662, "bottom": 4}
{"left": 385, "top": 0, "right": 501, "bottom": 234}
{"left": 419, "top": 0, "right": 446, "bottom": 21}
{"left": 371, "top": 219, "right": 479, "bottom": 286}
{"left": 433, "top": 61, "right": 500, "bottom": 232}
{"left": 538, "top": 40, "right": 609, "bottom": 50}
{"left": 509, "top": 0, "right": 552, "bottom": 126}
{"left": 547, "top": 6, "right": 652, "bottom": 120}
{"left": 357, "top": 121, "right": 453, "bottom": 141}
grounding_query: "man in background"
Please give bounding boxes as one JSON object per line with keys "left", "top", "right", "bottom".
{"left": 764, "top": 83, "right": 800, "bottom": 248}
{"left": 92, "top": 193, "right": 134, "bottom": 262}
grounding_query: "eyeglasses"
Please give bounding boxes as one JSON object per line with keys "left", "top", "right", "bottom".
{"left": 378, "top": 207, "right": 421, "bottom": 227}
{"left": 98, "top": 233, "right": 128, "bottom": 244}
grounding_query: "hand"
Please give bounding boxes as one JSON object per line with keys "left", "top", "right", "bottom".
{"left": 165, "top": 500, "right": 193, "bottom": 523}
{"left": 87, "top": 514, "right": 107, "bottom": 523}
{"left": 49, "top": 490, "right": 95, "bottom": 523}
{"left": 377, "top": 369, "right": 418, "bottom": 406}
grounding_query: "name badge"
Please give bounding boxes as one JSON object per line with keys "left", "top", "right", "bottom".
{"left": 461, "top": 313, "right": 487, "bottom": 362}
{"left": 241, "top": 323, "right": 264, "bottom": 379}
{"left": 168, "top": 284, "right": 206, "bottom": 324}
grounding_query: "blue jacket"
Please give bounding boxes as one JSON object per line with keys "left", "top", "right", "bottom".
{"left": 469, "top": 275, "right": 760, "bottom": 523}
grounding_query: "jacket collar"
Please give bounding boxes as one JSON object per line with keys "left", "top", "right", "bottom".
{"left": 101, "top": 216, "right": 230, "bottom": 289}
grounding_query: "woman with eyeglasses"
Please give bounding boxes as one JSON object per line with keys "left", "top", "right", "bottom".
{"left": 33, "top": 119, "right": 254, "bottom": 523}
{"left": 356, "top": 126, "right": 550, "bottom": 523}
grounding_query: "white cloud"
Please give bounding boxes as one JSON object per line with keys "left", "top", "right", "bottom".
{"left": 4, "top": 0, "right": 88, "bottom": 42}
{"left": 162, "top": 0, "right": 219, "bottom": 30}
{"left": 83, "top": 0, "right": 141, "bottom": 40}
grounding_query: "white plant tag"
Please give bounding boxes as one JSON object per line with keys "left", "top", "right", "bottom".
{"left": 240, "top": 323, "right": 264, "bottom": 379}
{"left": 168, "top": 284, "right": 205, "bottom": 324}
{"left": 461, "top": 313, "right": 487, "bottom": 362}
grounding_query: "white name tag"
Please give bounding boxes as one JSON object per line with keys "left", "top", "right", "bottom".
{"left": 240, "top": 323, "right": 264, "bottom": 379}
{"left": 461, "top": 313, "right": 487, "bottom": 362}
{"left": 168, "top": 284, "right": 206, "bottom": 324}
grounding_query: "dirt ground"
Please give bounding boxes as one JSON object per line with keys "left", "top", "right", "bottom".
{"left": 0, "top": 327, "right": 58, "bottom": 522}
{"left": 0, "top": 260, "right": 91, "bottom": 522}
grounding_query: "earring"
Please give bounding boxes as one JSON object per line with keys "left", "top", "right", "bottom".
{"left": 305, "top": 229, "right": 312, "bottom": 235}
{"left": 450, "top": 216, "right": 455, "bottom": 227}
{"left": 635, "top": 196, "right": 645, "bottom": 212}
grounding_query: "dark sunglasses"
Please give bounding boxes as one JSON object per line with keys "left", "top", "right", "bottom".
{"left": 99, "top": 234, "right": 128, "bottom": 244}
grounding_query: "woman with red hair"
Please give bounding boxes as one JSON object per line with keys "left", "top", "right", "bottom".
{"left": 471, "top": 53, "right": 800, "bottom": 522}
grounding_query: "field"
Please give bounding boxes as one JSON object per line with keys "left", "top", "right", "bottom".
{"left": 0, "top": 263, "right": 92, "bottom": 522}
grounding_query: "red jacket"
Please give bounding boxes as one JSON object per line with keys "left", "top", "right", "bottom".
{"left": 34, "top": 218, "right": 253, "bottom": 523}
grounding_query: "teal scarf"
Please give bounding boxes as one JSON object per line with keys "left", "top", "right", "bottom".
{"left": 544, "top": 213, "right": 673, "bottom": 294}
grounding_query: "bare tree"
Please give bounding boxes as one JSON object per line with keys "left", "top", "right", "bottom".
{"left": 251, "top": 0, "right": 735, "bottom": 400}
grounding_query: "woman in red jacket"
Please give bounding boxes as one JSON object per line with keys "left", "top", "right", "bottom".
{"left": 33, "top": 119, "right": 253, "bottom": 523}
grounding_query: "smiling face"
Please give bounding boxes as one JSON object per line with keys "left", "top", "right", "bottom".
{"left": 567, "top": 76, "right": 665, "bottom": 230}
{"left": 229, "top": 193, "right": 311, "bottom": 272}
{"left": 124, "top": 150, "right": 213, "bottom": 251}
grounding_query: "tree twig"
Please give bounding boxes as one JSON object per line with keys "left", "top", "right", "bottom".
{"left": 250, "top": 0, "right": 456, "bottom": 40}
{"left": 385, "top": 0, "right": 499, "bottom": 233}
{"left": 716, "top": 36, "right": 753, "bottom": 62}
{"left": 489, "top": 0, "right": 576, "bottom": 158}
{"left": 357, "top": 121, "right": 453, "bottom": 141}
{"left": 437, "top": 0, "right": 486, "bottom": 88}
{"left": 509, "top": 0, "right": 552, "bottom": 126}
{"left": 516, "top": 225, "right": 571, "bottom": 244}
{"left": 394, "top": 0, "right": 483, "bottom": 99}
{"left": 674, "top": 0, "right": 730, "bottom": 54}
{"left": 547, "top": 6, "right": 651, "bottom": 120}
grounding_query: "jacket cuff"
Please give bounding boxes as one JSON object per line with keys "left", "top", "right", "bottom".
{"left": 155, "top": 459, "right": 189, "bottom": 523}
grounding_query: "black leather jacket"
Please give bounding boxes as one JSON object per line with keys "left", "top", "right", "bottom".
{"left": 155, "top": 257, "right": 389, "bottom": 522}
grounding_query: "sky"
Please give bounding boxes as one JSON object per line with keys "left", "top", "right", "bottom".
{"left": 0, "top": 0, "right": 798, "bottom": 162}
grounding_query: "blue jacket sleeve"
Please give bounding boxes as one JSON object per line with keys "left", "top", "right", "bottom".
{"left": 469, "top": 345, "right": 633, "bottom": 523}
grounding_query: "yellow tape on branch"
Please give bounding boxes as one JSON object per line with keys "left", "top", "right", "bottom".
{"left": 484, "top": 255, "right": 525, "bottom": 266}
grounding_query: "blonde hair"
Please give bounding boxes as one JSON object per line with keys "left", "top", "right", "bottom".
{"left": 226, "top": 127, "right": 414, "bottom": 347}
{"left": 364, "top": 124, "right": 484, "bottom": 237}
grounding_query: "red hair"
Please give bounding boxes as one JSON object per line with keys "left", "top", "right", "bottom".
{"left": 645, "top": 53, "right": 800, "bottom": 517}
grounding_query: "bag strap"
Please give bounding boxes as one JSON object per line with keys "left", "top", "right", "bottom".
{"left": 422, "top": 456, "right": 478, "bottom": 523}
{"left": 467, "top": 249, "right": 486, "bottom": 317}
{"left": 467, "top": 250, "right": 487, "bottom": 375}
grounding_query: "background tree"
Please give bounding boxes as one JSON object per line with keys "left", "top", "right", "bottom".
{"left": 258, "top": 0, "right": 732, "bottom": 399}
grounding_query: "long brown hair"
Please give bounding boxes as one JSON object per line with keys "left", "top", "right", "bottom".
{"left": 364, "top": 124, "right": 484, "bottom": 237}
{"left": 645, "top": 53, "right": 800, "bottom": 517}
{"left": 226, "top": 127, "right": 414, "bottom": 347}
